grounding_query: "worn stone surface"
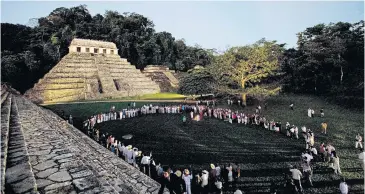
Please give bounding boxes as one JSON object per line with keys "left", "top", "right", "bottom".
{"left": 36, "top": 168, "right": 58, "bottom": 179}
{"left": 2, "top": 93, "right": 165, "bottom": 194}
{"left": 33, "top": 160, "right": 57, "bottom": 171}
{"left": 48, "top": 170, "right": 72, "bottom": 182}
{"left": 71, "top": 170, "right": 93, "bottom": 179}
{"left": 73, "top": 177, "right": 98, "bottom": 191}
{"left": 53, "top": 153, "right": 73, "bottom": 160}
{"left": 36, "top": 179, "right": 54, "bottom": 188}
{"left": 44, "top": 181, "right": 72, "bottom": 191}
{"left": 10, "top": 177, "right": 36, "bottom": 193}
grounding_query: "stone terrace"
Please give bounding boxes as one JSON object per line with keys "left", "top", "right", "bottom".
{"left": 141, "top": 66, "right": 179, "bottom": 92}
{"left": 1, "top": 86, "right": 166, "bottom": 194}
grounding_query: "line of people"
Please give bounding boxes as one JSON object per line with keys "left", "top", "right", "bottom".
{"left": 79, "top": 102, "right": 362, "bottom": 194}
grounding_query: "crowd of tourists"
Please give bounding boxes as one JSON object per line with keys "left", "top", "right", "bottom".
{"left": 75, "top": 100, "right": 363, "bottom": 194}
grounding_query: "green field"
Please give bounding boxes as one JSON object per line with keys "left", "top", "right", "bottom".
{"left": 44, "top": 94, "right": 364, "bottom": 193}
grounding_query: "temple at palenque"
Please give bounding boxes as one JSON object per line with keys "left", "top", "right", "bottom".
{"left": 141, "top": 66, "right": 179, "bottom": 92}
{"left": 25, "top": 38, "right": 161, "bottom": 104}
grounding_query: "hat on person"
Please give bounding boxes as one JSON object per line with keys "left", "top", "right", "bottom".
{"left": 127, "top": 145, "right": 132, "bottom": 150}
{"left": 234, "top": 189, "right": 243, "bottom": 194}
{"left": 184, "top": 169, "right": 190, "bottom": 175}
{"left": 175, "top": 170, "right": 182, "bottom": 177}
{"left": 210, "top": 164, "right": 215, "bottom": 169}
{"left": 202, "top": 170, "right": 208, "bottom": 174}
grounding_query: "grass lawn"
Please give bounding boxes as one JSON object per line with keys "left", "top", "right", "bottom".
{"left": 138, "top": 92, "right": 186, "bottom": 100}
{"left": 44, "top": 94, "right": 364, "bottom": 193}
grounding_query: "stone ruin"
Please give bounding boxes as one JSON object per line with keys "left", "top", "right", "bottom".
{"left": 141, "top": 66, "right": 179, "bottom": 92}
{"left": 25, "top": 38, "right": 161, "bottom": 104}
{"left": 1, "top": 84, "right": 167, "bottom": 194}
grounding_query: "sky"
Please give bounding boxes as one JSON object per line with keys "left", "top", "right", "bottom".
{"left": 1, "top": 1, "right": 364, "bottom": 50}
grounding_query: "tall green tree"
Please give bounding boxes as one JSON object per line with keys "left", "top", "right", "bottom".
{"left": 210, "top": 39, "right": 283, "bottom": 105}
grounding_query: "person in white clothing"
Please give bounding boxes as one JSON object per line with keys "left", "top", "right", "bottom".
{"left": 294, "top": 126, "right": 299, "bottom": 139}
{"left": 301, "top": 161, "right": 313, "bottom": 187}
{"left": 302, "top": 151, "right": 313, "bottom": 163}
{"left": 290, "top": 165, "right": 303, "bottom": 192}
{"left": 332, "top": 151, "right": 341, "bottom": 174}
{"left": 355, "top": 133, "right": 363, "bottom": 149}
{"left": 141, "top": 152, "right": 151, "bottom": 175}
{"left": 308, "top": 108, "right": 312, "bottom": 117}
{"left": 339, "top": 178, "right": 348, "bottom": 194}
{"left": 310, "top": 146, "right": 318, "bottom": 158}
{"left": 183, "top": 169, "right": 193, "bottom": 194}
{"left": 126, "top": 145, "right": 134, "bottom": 164}
{"left": 200, "top": 170, "right": 209, "bottom": 191}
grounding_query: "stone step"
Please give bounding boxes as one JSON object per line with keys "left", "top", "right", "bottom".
{"left": 40, "top": 88, "right": 86, "bottom": 99}
{"left": 61, "top": 59, "right": 95, "bottom": 63}
{"left": 50, "top": 67, "right": 98, "bottom": 73}
{"left": 109, "top": 73, "right": 154, "bottom": 80}
{"left": 63, "top": 64, "right": 97, "bottom": 68}
{"left": 5, "top": 97, "right": 38, "bottom": 194}
{"left": 42, "top": 78, "right": 85, "bottom": 84}
{"left": 114, "top": 77, "right": 155, "bottom": 83}
{"left": 45, "top": 72, "right": 98, "bottom": 78}
{"left": 163, "top": 72, "right": 179, "bottom": 85}
{"left": 43, "top": 94, "right": 85, "bottom": 103}
{"left": 34, "top": 83, "right": 85, "bottom": 90}
{"left": 0, "top": 94, "right": 11, "bottom": 193}
{"left": 1, "top": 92, "right": 9, "bottom": 105}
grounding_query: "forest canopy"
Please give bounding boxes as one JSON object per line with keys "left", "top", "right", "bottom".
{"left": 1, "top": 4, "right": 364, "bottom": 105}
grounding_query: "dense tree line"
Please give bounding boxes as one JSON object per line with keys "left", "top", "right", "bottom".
{"left": 1, "top": 4, "right": 363, "bottom": 103}
{"left": 179, "top": 21, "right": 364, "bottom": 106}
{"left": 281, "top": 21, "right": 364, "bottom": 97}
{"left": 1, "top": 5, "right": 211, "bottom": 93}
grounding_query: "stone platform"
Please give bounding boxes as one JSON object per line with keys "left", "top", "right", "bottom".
{"left": 1, "top": 86, "right": 165, "bottom": 194}
{"left": 141, "top": 66, "right": 179, "bottom": 92}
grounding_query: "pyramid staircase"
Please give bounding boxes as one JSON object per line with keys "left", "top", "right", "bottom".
{"left": 141, "top": 66, "right": 179, "bottom": 92}
{"left": 25, "top": 53, "right": 160, "bottom": 104}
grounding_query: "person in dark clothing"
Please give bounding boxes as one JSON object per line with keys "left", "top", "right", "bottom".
{"left": 270, "top": 181, "right": 278, "bottom": 194}
{"left": 284, "top": 179, "right": 298, "bottom": 194}
{"left": 209, "top": 164, "right": 217, "bottom": 192}
{"left": 158, "top": 166, "right": 186, "bottom": 194}
{"left": 150, "top": 159, "right": 158, "bottom": 180}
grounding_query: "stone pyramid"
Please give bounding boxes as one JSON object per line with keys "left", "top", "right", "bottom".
{"left": 25, "top": 38, "right": 160, "bottom": 104}
{"left": 141, "top": 65, "right": 179, "bottom": 92}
